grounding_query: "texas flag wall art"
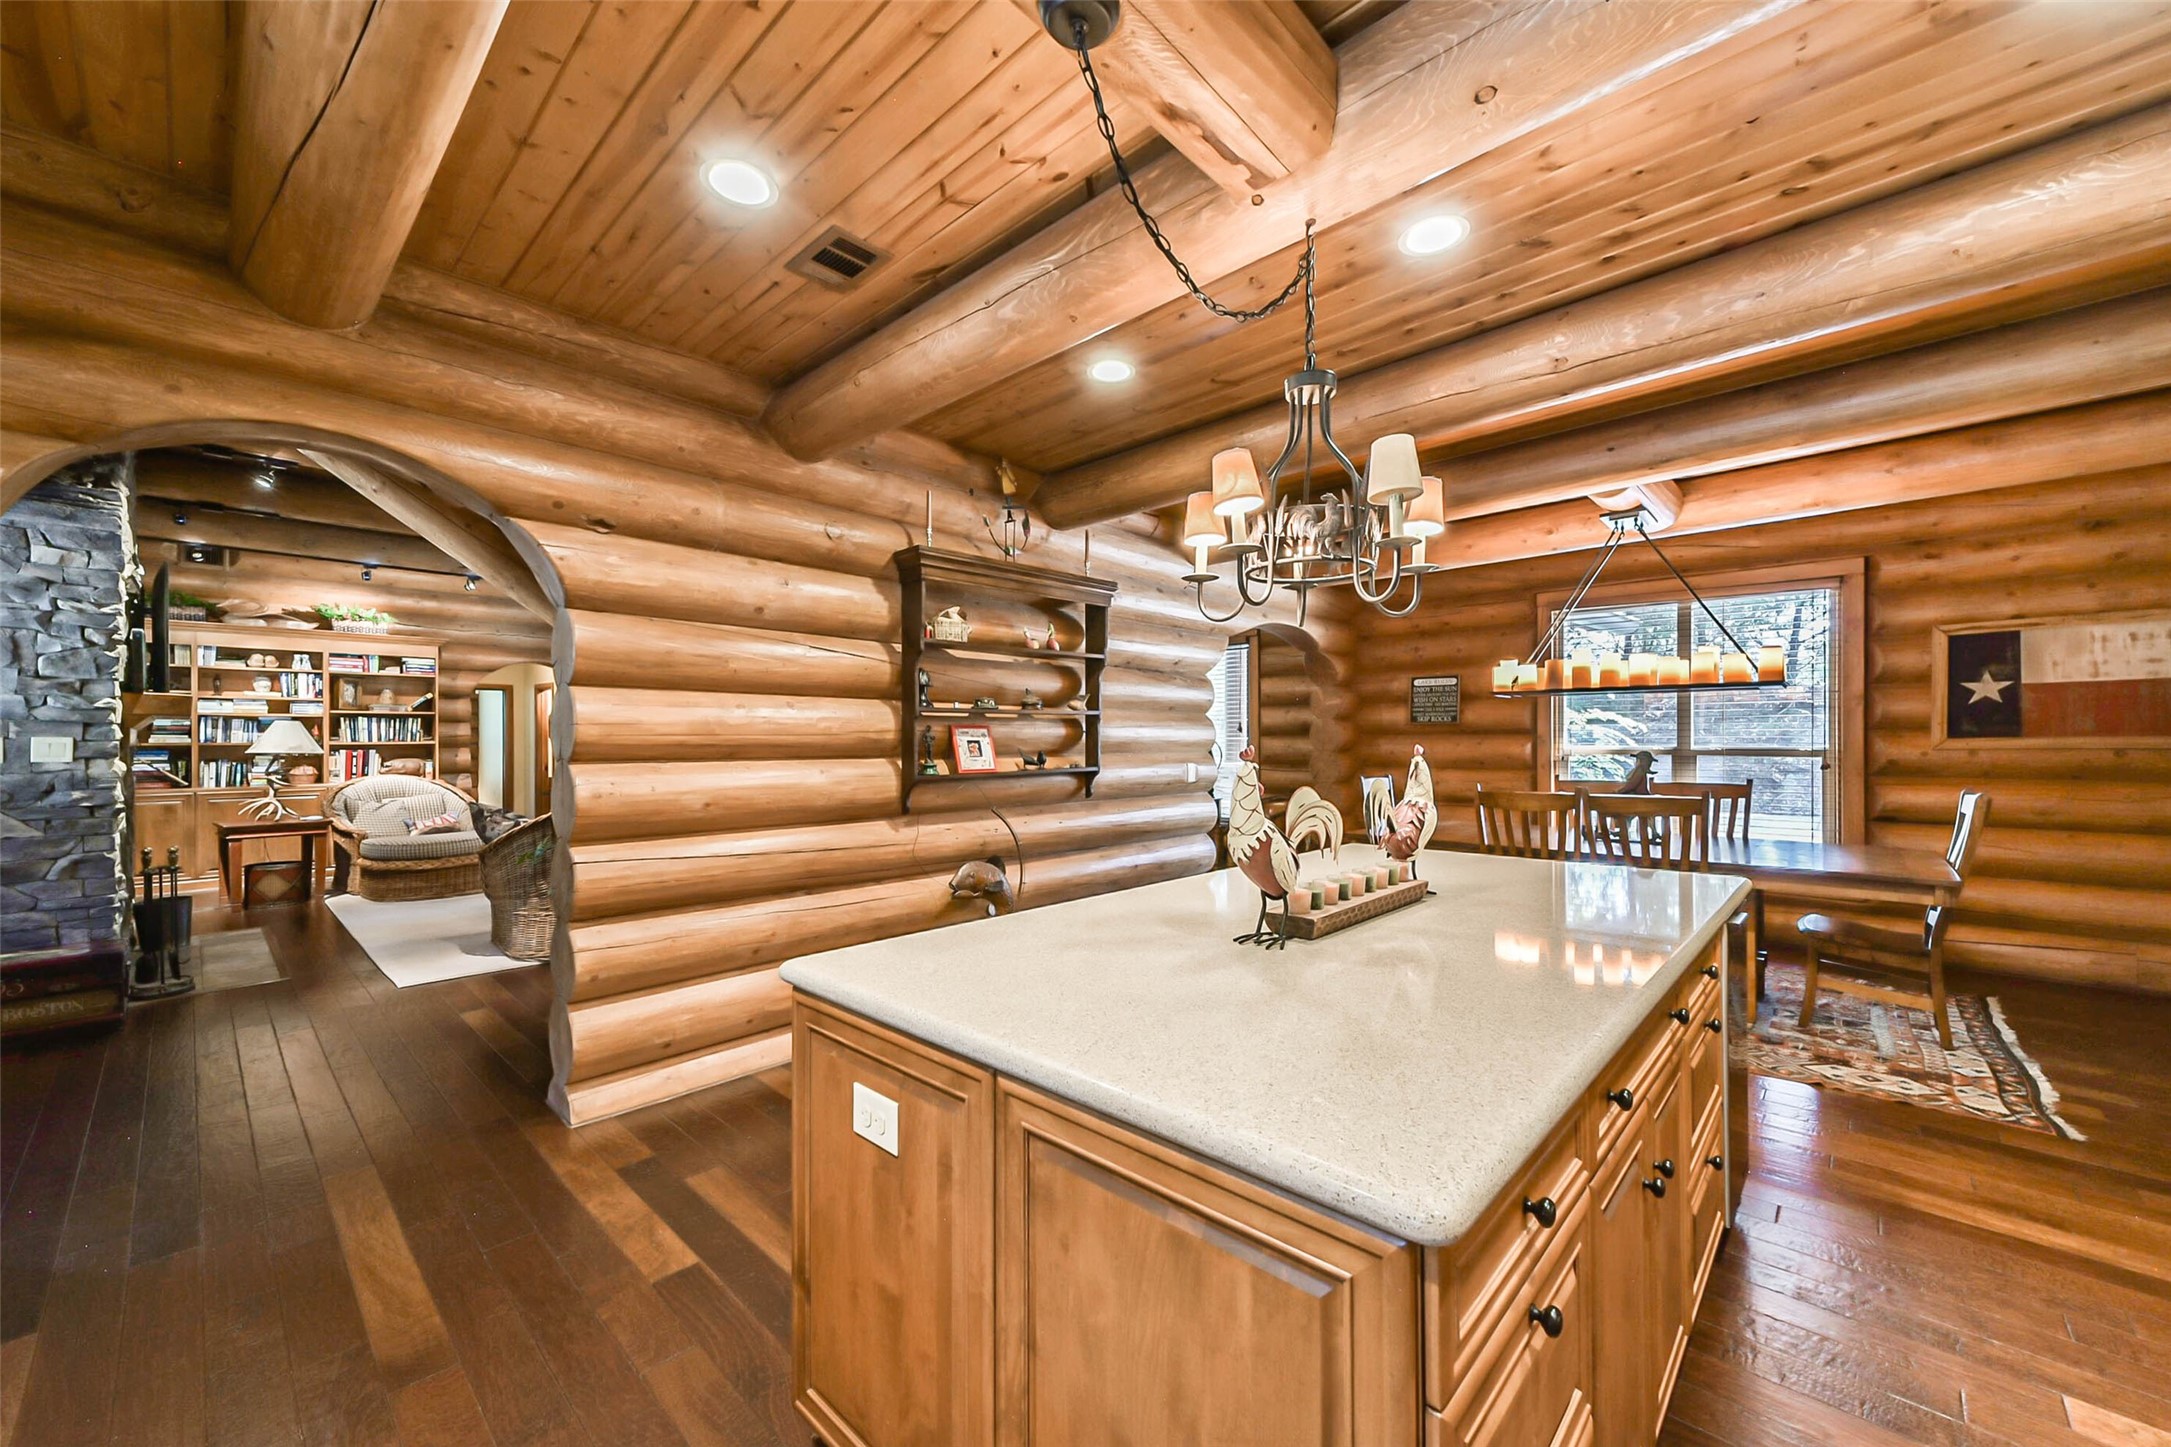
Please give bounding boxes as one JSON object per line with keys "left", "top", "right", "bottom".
{"left": 1940, "top": 613, "right": 2171, "bottom": 743}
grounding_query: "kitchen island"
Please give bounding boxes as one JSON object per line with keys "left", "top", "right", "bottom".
{"left": 781, "top": 847, "right": 1750, "bottom": 1447}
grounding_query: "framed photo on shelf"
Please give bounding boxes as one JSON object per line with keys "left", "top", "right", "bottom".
{"left": 950, "top": 725, "right": 997, "bottom": 774}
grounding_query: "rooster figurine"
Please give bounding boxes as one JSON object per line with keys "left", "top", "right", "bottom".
{"left": 1228, "top": 747, "right": 1299, "bottom": 948}
{"left": 1375, "top": 744, "right": 1440, "bottom": 882}
{"left": 1284, "top": 786, "right": 1344, "bottom": 860}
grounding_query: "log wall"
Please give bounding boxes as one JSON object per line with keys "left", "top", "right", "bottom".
{"left": 1342, "top": 467, "right": 2171, "bottom": 993}
{"left": 0, "top": 138, "right": 1351, "bottom": 1121}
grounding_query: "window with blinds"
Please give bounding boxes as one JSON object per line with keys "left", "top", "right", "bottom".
{"left": 1207, "top": 641, "right": 1251, "bottom": 820}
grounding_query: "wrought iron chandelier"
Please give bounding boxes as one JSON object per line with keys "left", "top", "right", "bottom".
{"left": 1044, "top": 0, "right": 1438, "bottom": 623}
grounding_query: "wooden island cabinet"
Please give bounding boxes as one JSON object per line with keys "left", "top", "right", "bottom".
{"left": 786, "top": 852, "right": 1742, "bottom": 1447}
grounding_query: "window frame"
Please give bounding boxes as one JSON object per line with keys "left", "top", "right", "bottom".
{"left": 1530, "top": 558, "right": 1866, "bottom": 843}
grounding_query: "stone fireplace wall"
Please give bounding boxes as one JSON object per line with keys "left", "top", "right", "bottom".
{"left": 1, "top": 457, "right": 134, "bottom": 954}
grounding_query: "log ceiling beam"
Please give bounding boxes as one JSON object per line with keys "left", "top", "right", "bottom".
{"left": 134, "top": 496, "right": 464, "bottom": 576}
{"left": 300, "top": 450, "right": 554, "bottom": 621}
{"left": 227, "top": 0, "right": 507, "bottom": 329}
{"left": 1058, "top": 0, "right": 1337, "bottom": 197}
{"left": 1038, "top": 103, "right": 2171, "bottom": 527}
{"left": 1440, "top": 288, "right": 2171, "bottom": 521}
{"left": 760, "top": 0, "right": 1808, "bottom": 461}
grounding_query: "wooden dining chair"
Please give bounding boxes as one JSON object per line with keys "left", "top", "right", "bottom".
{"left": 1474, "top": 787, "right": 1583, "bottom": 859}
{"left": 1582, "top": 794, "right": 1710, "bottom": 868}
{"left": 1653, "top": 781, "right": 1753, "bottom": 843}
{"left": 1794, "top": 790, "right": 1990, "bottom": 1049}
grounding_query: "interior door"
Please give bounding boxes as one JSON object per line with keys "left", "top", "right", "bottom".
{"left": 475, "top": 685, "right": 511, "bottom": 809}
{"left": 532, "top": 682, "right": 554, "bottom": 816}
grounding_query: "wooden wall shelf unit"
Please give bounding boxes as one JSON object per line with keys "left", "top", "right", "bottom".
{"left": 125, "top": 623, "right": 441, "bottom": 888}
{"left": 895, "top": 547, "right": 1116, "bottom": 809}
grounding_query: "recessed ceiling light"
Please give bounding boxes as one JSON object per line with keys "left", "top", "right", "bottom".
{"left": 704, "top": 158, "right": 776, "bottom": 207}
{"left": 1087, "top": 358, "right": 1134, "bottom": 383}
{"left": 1399, "top": 213, "right": 1470, "bottom": 257}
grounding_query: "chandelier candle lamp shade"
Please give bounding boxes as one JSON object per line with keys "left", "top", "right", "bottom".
{"left": 1493, "top": 508, "right": 1789, "bottom": 698}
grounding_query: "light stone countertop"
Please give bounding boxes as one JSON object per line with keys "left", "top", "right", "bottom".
{"left": 780, "top": 846, "right": 1750, "bottom": 1246}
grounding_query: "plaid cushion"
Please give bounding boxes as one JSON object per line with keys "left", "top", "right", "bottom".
{"left": 405, "top": 811, "right": 466, "bottom": 836}
{"left": 357, "top": 830, "right": 482, "bottom": 861}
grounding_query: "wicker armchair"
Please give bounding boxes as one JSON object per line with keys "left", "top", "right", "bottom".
{"left": 327, "top": 776, "right": 483, "bottom": 901}
{"left": 480, "top": 814, "right": 555, "bottom": 960}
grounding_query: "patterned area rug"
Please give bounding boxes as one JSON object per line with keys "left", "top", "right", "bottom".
{"left": 1735, "top": 962, "right": 2084, "bottom": 1140}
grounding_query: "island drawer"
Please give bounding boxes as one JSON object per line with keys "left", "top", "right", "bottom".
{"left": 1587, "top": 1010, "right": 1675, "bottom": 1171}
{"left": 1424, "top": 1121, "right": 1589, "bottom": 1409}
{"left": 1428, "top": 1197, "right": 1592, "bottom": 1447}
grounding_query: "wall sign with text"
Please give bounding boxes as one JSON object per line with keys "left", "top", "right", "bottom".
{"left": 1409, "top": 675, "right": 1461, "bottom": 725}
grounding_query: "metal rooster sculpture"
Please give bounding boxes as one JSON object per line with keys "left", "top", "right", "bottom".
{"left": 1375, "top": 744, "right": 1440, "bottom": 881}
{"left": 1228, "top": 746, "right": 1299, "bottom": 948}
{"left": 1283, "top": 786, "right": 1344, "bottom": 859}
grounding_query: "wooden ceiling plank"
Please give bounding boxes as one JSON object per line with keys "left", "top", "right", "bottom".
{"left": 669, "top": 10, "right": 1057, "bottom": 363}
{"left": 162, "top": 0, "right": 229, "bottom": 194}
{"left": 1440, "top": 289, "right": 2171, "bottom": 521}
{"left": 404, "top": 0, "right": 600, "bottom": 272}
{"left": 944, "top": 4, "right": 2171, "bottom": 470}
{"left": 67, "top": 0, "right": 169, "bottom": 177}
{"left": 638, "top": 1, "right": 988, "bottom": 345}
{"left": 542, "top": 0, "right": 874, "bottom": 326}
{"left": 593, "top": 1, "right": 907, "bottom": 336}
{"left": 693, "top": 42, "right": 1092, "bottom": 368}
{"left": 449, "top": 0, "right": 692, "bottom": 286}
{"left": 499, "top": 0, "right": 786, "bottom": 301}
{"left": 0, "top": 0, "right": 82, "bottom": 138}
{"left": 719, "top": 75, "right": 1138, "bottom": 375}
{"left": 759, "top": 0, "right": 1811, "bottom": 460}
{"left": 229, "top": 0, "right": 507, "bottom": 329}
{"left": 1036, "top": 103, "right": 2171, "bottom": 526}
{"left": 1080, "top": 0, "right": 1336, "bottom": 196}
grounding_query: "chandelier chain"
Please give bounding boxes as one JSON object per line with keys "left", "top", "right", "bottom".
{"left": 1069, "top": 17, "right": 1313, "bottom": 329}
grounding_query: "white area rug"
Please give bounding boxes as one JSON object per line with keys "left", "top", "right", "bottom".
{"left": 325, "top": 891, "right": 524, "bottom": 988}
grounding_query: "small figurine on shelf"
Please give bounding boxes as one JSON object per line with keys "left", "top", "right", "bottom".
{"left": 1228, "top": 747, "right": 1298, "bottom": 948}
{"left": 1019, "top": 751, "right": 1048, "bottom": 770}
{"left": 1283, "top": 786, "right": 1344, "bottom": 859}
{"left": 1020, "top": 689, "right": 1045, "bottom": 710}
{"left": 1374, "top": 745, "right": 1440, "bottom": 884}
{"left": 931, "top": 606, "right": 970, "bottom": 643}
{"left": 916, "top": 667, "right": 932, "bottom": 710}
{"left": 972, "top": 696, "right": 999, "bottom": 712}
{"left": 1021, "top": 625, "right": 1054, "bottom": 650}
{"left": 917, "top": 725, "right": 941, "bottom": 776}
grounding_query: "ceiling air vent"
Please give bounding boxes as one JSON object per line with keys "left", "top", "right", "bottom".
{"left": 786, "top": 227, "right": 886, "bottom": 289}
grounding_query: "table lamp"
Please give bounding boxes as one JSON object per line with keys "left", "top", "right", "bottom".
{"left": 240, "top": 717, "right": 321, "bottom": 821}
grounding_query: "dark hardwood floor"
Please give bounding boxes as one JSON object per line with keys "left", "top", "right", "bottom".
{"left": 3, "top": 901, "right": 2167, "bottom": 1446}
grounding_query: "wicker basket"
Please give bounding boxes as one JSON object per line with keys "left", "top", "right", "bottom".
{"left": 357, "top": 854, "right": 481, "bottom": 902}
{"left": 480, "top": 814, "right": 555, "bottom": 961}
{"left": 330, "top": 620, "right": 391, "bottom": 635}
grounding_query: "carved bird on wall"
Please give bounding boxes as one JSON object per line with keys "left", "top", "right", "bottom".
{"left": 1284, "top": 786, "right": 1344, "bottom": 859}
{"left": 949, "top": 857, "right": 1013, "bottom": 917}
{"left": 1376, "top": 744, "right": 1440, "bottom": 880}
{"left": 1228, "top": 747, "right": 1298, "bottom": 948}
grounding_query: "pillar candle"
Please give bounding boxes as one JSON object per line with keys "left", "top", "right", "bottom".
{"left": 1660, "top": 656, "right": 1691, "bottom": 685}
{"left": 1599, "top": 656, "right": 1627, "bottom": 687}
{"left": 1371, "top": 866, "right": 1391, "bottom": 890}
{"left": 1514, "top": 663, "right": 1540, "bottom": 692}
{"left": 1689, "top": 651, "right": 1720, "bottom": 685}
{"left": 1757, "top": 645, "right": 1787, "bottom": 682}
{"left": 1288, "top": 893, "right": 1312, "bottom": 915}
{"left": 1720, "top": 651, "right": 1753, "bottom": 683}
{"left": 1543, "top": 658, "right": 1567, "bottom": 689}
{"left": 1570, "top": 652, "right": 1595, "bottom": 689}
{"left": 1494, "top": 659, "right": 1520, "bottom": 691}
{"left": 1628, "top": 652, "right": 1658, "bottom": 686}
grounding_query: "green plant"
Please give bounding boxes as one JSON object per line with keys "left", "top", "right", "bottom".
{"left": 312, "top": 603, "right": 395, "bottom": 624}
{"left": 168, "top": 589, "right": 211, "bottom": 608}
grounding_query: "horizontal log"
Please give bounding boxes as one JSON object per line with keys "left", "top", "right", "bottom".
{"left": 1043, "top": 103, "right": 2171, "bottom": 523}
{"left": 566, "top": 689, "right": 900, "bottom": 765}
{"left": 1870, "top": 779, "right": 2170, "bottom": 833}
{"left": 570, "top": 759, "right": 901, "bottom": 845}
{"left": 564, "top": 962, "right": 798, "bottom": 1079}
{"left": 556, "top": 1028, "right": 791, "bottom": 1126}
{"left": 562, "top": 610, "right": 894, "bottom": 697}
{"left": 1871, "top": 820, "right": 2171, "bottom": 892}
{"left": 1017, "top": 834, "right": 1219, "bottom": 908}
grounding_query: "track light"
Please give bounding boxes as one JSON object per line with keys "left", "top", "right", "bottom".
{"left": 360, "top": 566, "right": 374, "bottom": 582}
{"left": 183, "top": 544, "right": 212, "bottom": 564}
{"left": 463, "top": 575, "right": 479, "bottom": 592}
{"left": 171, "top": 510, "right": 188, "bottom": 525}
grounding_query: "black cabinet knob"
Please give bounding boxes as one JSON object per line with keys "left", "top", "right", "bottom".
{"left": 1643, "top": 1176, "right": 1667, "bottom": 1199}
{"left": 1707, "top": 1155, "right": 1724, "bottom": 1171}
{"left": 1702, "top": 964, "right": 1720, "bottom": 980}
{"left": 1606, "top": 1087, "right": 1635, "bottom": 1112}
{"left": 1523, "top": 1196, "right": 1557, "bottom": 1228}
{"left": 1704, "top": 1017, "right": 1722, "bottom": 1033}
{"left": 1529, "top": 1304, "right": 1564, "bottom": 1339}
{"left": 1668, "top": 1007, "right": 1690, "bottom": 1025}
{"left": 1654, "top": 1158, "right": 1675, "bottom": 1179}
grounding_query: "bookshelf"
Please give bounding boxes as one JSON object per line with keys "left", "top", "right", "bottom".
{"left": 126, "top": 624, "right": 440, "bottom": 887}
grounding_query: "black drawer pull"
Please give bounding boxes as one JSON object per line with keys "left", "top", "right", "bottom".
{"left": 1707, "top": 1155, "right": 1725, "bottom": 1171}
{"left": 1654, "top": 1158, "right": 1675, "bottom": 1179}
{"left": 1523, "top": 1196, "right": 1557, "bottom": 1228}
{"left": 1702, "top": 964, "right": 1719, "bottom": 980}
{"left": 1705, "top": 1017, "right": 1722, "bottom": 1033}
{"left": 1606, "top": 1087, "right": 1635, "bottom": 1112}
{"left": 1643, "top": 1176, "right": 1667, "bottom": 1199}
{"left": 1529, "top": 1304, "right": 1564, "bottom": 1339}
{"left": 1669, "top": 1007, "right": 1691, "bottom": 1025}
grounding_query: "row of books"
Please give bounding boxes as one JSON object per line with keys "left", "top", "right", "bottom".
{"left": 131, "top": 750, "right": 188, "bottom": 787}
{"left": 332, "top": 716, "right": 431, "bottom": 743}
{"left": 198, "top": 717, "right": 320, "bottom": 744}
{"left": 327, "top": 750, "right": 435, "bottom": 783}
{"left": 197, "top": 759, "right": 261, "bottom": 789}
{"left": 143, "top": 716, "right": 191, "bottom": 746}
{"left": 327, "top": 653, "right": 437, "bottom": 675}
